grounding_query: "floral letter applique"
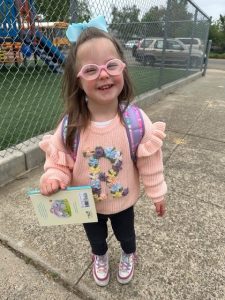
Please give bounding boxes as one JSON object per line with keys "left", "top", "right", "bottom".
{"left": 83, "top": 146, "right": 129, "bottom": 201}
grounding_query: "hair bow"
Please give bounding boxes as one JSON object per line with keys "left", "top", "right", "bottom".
{"left": 66, "top": 15, "right": 108, "bottom": 43}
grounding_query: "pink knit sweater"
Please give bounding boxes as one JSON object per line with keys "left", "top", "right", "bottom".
{"left": 39, "top": 109, "right": 167, "bottom": 214}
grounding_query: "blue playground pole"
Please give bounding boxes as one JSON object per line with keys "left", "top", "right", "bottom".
{"left": 0, "top": 0, "right": 19, "bottom": 39}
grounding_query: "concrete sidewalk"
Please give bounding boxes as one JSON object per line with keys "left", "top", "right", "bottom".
{"left": 0, "top": 69, "right": 225, "bottom": 299}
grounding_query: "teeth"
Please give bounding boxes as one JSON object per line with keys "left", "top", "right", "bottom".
{"left": 99, "top": 85, "right": 111, "bottom": 90}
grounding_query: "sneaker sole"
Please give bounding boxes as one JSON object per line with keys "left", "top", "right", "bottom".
{"left": 93, "top": 270, "right": 110, "bottom": 287}
{"left": 116, "top": 267, "right": 134, "bottom": 284}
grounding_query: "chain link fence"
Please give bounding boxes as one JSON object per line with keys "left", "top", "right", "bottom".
{"left": 0, "top": 0, "right": 210, "bottom": 157}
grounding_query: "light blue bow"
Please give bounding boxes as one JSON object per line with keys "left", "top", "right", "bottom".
{"left": 66, "top": 15, "right": 108, "bottom": 43}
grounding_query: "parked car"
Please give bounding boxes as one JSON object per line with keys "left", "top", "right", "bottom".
{"left": 175, "top": 37, "right": 205, "bottom": 51}
{"left": 124, "top": 39, "right": 139, "bottom": 49}
{"left": 135, "top": 37, "right": 204, "bottom": 67}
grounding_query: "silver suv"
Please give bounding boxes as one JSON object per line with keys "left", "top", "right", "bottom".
{"left": 135, "top": 37, "right": 203, "bottom": 67}
{"left": 175, "top": 37, "right": 204, "bottom": 51}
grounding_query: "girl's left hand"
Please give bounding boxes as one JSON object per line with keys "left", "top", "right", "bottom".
{"left": 154, "top": 199, "right": 166, "bottom": 217}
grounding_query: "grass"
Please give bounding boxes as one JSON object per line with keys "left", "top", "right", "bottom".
{"left": 209, "top": 52, "right": 225, "bottom": 59}
{"left": 129, "top": 65, "right": 192, "bottom": 95}
{"left": 0, "top": 65, "right": 62, "bottom": 150}
{"left": 0, "top": 64, "right": 194, "bottom": 150}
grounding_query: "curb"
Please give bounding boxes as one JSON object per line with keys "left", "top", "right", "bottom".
{"left": 0, "top": 135, "right": 46, "bottom": 187}
{"left": 134, "top": 71, "right": 202, "bottom": 106}
{"left": 0, "top": 71, "right": 202, "bottom": 187}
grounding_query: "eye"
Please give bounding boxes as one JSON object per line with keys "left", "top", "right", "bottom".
{"left": 107, "top": 60, "right": 120, "bottom": 70}
{"left": 83, "top": 65, "right": 98, "bottom": 75}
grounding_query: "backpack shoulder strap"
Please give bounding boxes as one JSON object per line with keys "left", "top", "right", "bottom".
{"left": 122, "top": 104, "right": 145, "bottom": 163}
{"left": 61, "top": 115, "right": 79, "bottom": 161}
{"left": 61, "top": 115, "right": 68, "bottom": 142}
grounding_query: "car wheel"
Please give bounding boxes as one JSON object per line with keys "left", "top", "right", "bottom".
{"left": 132, "top": 45, "right": 137, "bottom": 57}
{"left": 148, "top": 56, "right": 155, "bottom": 66}
{"left": 143, "top": 56, "right": 155, "bottom": 66}
{"left": 191, "top": 57, "right": 200, "bottom": 68}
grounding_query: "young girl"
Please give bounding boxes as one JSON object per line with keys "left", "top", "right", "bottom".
{"left": 39, "top": 16, "right": 167, "bottom": 287}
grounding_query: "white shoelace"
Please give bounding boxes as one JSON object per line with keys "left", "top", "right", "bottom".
{"left": 95, "top": 255, "right": 108, "bottom": 273}
{"left": 120, "top": 253, "right": 134, "bottom": 271}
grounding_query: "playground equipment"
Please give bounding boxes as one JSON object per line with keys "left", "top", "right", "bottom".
{"left": 51, "top": 21, "right": 70, "bottom": 49}
{"left": 0, "top": 0, "right": 66, "bottom": 72}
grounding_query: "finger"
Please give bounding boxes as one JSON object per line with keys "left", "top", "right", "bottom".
{"left": 40, "top": 186, "right": 45, "bottom": 195}
{"left": 159, "top": 205, "right": 166, "bottom": 217}
{"left": 155, "top": 204, "right": 162, "bottom": 217}
{"left": 41, "top": 185, "right": 50, "bottom": 196}
{"left": 59, "top": 182, "right": 66, "bottom": 190}
{"left": 51, "top": 180, "right": 60, "bottom": 192}
{"left": 46, "top": 183, "right": 55, "bottom": 195}
{"left": 159, "top": 210, "right": 164, "bottom": 217}
{"left": 156, "top": 206, "right": 161, "bottom": 216}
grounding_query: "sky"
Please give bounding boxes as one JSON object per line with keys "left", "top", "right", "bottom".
{"left": 89, "top": 0, "right": 224, "bottom": 23}
{"left": 192, "top": 0, "right": 225, "bottom": 21}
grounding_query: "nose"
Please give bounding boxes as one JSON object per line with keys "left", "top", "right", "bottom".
{"left": 99, "top": 67, "right": 109, "bottom": 79}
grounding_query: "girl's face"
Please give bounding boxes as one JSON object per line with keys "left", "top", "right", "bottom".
{"left": 76, "top": 38, "right": 124, "bottom": 108}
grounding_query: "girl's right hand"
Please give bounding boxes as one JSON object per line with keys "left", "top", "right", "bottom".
{"left": 40, "top": 179, "right": 66, "bottom": 196}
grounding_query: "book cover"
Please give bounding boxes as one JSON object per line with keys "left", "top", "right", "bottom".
{"left": 28, "top": 186, "right": 97, "bottom": 226}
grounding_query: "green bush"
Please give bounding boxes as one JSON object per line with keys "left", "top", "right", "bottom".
{"left": 209, "top": 52, "right": 225, "bottom": 59}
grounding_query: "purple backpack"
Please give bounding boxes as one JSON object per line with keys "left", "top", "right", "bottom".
{"left": 62, "top": 104, "right": 145, "bottom": 163}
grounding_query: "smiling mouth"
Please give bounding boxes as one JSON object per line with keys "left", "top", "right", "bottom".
{"left": 98, "top": 84, "right": 113, "bottom": 90}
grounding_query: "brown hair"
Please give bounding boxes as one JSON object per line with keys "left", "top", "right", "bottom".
{"left": 62, "top": 27, "right": 134, "bottom": 151}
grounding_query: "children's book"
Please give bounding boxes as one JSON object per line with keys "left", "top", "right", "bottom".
{"left": 28, "top": 186, "right": 97, "bottom": 226}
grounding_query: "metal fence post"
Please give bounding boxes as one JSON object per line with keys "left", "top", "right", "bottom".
{"left": 201, "top": 17, "right": 211, "bottom": 75}
{"left": 158, "top": 0, "right": 171, "bottom": 89}
{"left": 186, "top": 7, "right": 198, "bottom": 74}
{"left": 202, "top": 39, "right": 212, "bottom": 76}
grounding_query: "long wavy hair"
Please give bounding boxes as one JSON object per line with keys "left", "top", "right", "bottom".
{"left": 62, "top": 27, "right": 134, "bottom": 151}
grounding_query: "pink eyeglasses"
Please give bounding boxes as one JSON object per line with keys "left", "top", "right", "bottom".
{"left": 77, "top": 58, "right": 126, "bottom": 80}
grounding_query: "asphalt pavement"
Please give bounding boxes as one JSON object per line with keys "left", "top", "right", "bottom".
{"left": 0, "top": 67, "right": 225, "bottom": 299}
{"left": 207, "top": 58, "right": 225, "bottom": 70}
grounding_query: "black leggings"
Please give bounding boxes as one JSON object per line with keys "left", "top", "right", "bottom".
{"left": 83, "top": 206, "right": 136, "bottom": 256}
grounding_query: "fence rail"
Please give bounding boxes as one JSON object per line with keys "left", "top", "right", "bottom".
{"left": 0, "top": 0, "right": 210, "bottom": 157}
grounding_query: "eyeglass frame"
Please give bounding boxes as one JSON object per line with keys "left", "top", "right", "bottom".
{"left": 76, "top": 58, "right": 126, "bottom": 80}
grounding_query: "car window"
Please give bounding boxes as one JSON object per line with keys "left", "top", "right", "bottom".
{"left": 154, "top": 40, "right": 164, "bottom": 49}
{"left": 140, "top": 39, "right": 153, "bottom": 48}
{"left": 167, "top": 41, "right": 183, "bottom": 50}
{"left": 179, "top": 38, "right": 199, "bottom": 45}
{"left": 190, "top": 39, "right": 199, "bottom": 45}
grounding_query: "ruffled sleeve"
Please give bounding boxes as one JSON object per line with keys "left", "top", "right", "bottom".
{"left": 39, "top": 135, "right": 74, "bottom": 169}
{"left": 137, "top": 122, "right": 166, "bottom": 158}
{"left": 136, "top": 109, "right": 167, "bottom": 203}
{"left": 39, "top": 121, "right": 74, "bottom": 186}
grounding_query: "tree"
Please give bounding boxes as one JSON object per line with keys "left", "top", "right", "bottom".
{"left": 167, "top": 0, "right": 193, "bottom": 37}
{"left": 72, "top": 0, "right": 91, "bottom": 23}
{"left": 168, "top": 0, "right": 193, "bottom": 21}
{"left": 137, "top": 1, "right": 194, "bottom": 39}
{"left": 218, "top": 14, "right": 225, "bottom": 33}
{"left": 141, "top": 6, "right": 166, "bottom": 37}
{"left": 109, "top": 5, "right": 140, "bottom": 40}
{"left": 35, "top": 0, "right": 69, "bottom": 21}
{"left": 209, "top": 15, "right": 225, "bottom": 52}
{"left": 35, "top": 0, "right": 91, "bottom": 22}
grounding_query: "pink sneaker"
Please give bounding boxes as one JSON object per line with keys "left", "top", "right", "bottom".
{"left": 92, "top": 252, "right": 110, "bottom": 286}
{"left": 117, "top": 251, "right": 137, "bottom": 284}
